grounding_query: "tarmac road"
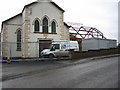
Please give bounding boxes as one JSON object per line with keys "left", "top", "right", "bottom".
{"left": 2, "top": 56, "right": 119, "bottom": 88}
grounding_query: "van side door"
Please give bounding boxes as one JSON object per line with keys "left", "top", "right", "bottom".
{"left": 60, "top": 44, "right": 69, "bottom": 57}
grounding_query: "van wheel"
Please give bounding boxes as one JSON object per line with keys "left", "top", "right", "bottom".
{"left": 49, "top": 54, "right": 54, "bottom": 58}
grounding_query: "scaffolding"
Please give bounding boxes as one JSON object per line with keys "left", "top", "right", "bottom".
{"left": 68, "top": 22, "right": 106, "bottom": 40}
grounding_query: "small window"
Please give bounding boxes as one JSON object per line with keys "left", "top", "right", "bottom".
{"left": 17, "top": 30, "right": 22, "bottom": 51}
{"left": 34, "top": 20, "right": 40, "bottom": 32}
{"left": 51, "top": 21, "right": 56, "bottom": 33}
{"left": 42, "top": 17, "right": 48, "bottom": 33}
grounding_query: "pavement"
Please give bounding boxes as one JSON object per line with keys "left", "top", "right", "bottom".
{"left": 1, "top": 54, "right": 120, "bottom": 63}
{"left": 1, "top": 57, "right": 69, "bottom": 63}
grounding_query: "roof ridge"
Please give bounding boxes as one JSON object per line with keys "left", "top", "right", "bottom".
{"left": 22, "top": 0, "right": 64, "bottom": 13}
{"left": 37, "top": 0, "right": 52, "bottom": 2}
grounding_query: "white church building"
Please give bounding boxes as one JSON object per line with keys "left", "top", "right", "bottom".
{"left": 1, "top": 0, "right": 70, "bottom": 58}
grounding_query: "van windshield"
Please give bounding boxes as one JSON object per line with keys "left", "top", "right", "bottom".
{"left": 50, "top": 44, "right": 60, "bottom": 50}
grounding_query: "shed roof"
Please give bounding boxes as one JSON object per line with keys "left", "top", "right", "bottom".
{"left": 64, "top": 22, "right": 71, "bottom": 28}
{"left": 2, "top": 13, "right": 22, "bottom": 24}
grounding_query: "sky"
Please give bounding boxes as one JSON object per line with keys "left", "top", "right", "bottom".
{"left": 0, "top": 0, "right": 119, "bottom": 43}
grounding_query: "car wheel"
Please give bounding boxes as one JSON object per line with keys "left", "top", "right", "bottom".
{"left": 49, "top": 54, "right": 54, "bottom": 58}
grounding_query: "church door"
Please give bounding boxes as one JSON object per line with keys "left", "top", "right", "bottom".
{"left": 39, "top": 40, "right": 52, "bottom": 57}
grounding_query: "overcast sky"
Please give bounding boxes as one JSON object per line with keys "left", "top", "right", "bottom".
{"left": 0, "top": 0, "right": 119, "bottom": 43}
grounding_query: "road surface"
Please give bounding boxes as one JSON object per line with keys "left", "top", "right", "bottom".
{"left": 2, "top": 56, "right": 119, "bottom": 88}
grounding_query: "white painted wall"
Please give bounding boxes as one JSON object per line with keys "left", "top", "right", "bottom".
{"left": 4, "top": 15, "right": 23, "bottom": 57}
{"left": 28, "top": 2, "right": 63, "bottom": 41}
{"left": 82, "top": 38, "right": 117, "bottom": 51}
{"left": 25, "top": 2, "right": 68, "bottom": 57}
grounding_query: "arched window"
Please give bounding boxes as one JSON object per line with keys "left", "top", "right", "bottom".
{"left": 51, "top": 21, "right": 56, "bottom": 33}
{"left": 17, "top": 30, "right": 22, "bottom": 51}
{"left": 42, "top": 17, "right": 48, "bottom": 33}
{"left": 34, "top": 20, "right": 40, "bottom": 32}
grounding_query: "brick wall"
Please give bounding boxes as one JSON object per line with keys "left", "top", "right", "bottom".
{"left": 71, "top": 48, "right": 120, "bottom": 60}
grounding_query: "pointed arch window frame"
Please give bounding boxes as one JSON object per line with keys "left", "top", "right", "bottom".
{"left": 34, "top": 20, "right": 40, "bottom": 32}
{"left": 51, "top": 20, "right": 58, "bottom": 33}
{"left": 34, "top": 18, "right": 41, "bottom": 32}
{"left": 42, "top": 16, "right": 49, "bottom": 33}
{"left": 32, "top": 18, "right": 41, "bottom": 33}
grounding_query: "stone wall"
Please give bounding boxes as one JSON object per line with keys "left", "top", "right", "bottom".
{"left": 2, "top": 24, "right": 8, "bottom": 57}
{"left": 22, "top": 7, "right": 30, "bottom": 58}
{"left": 59, "top": 12, "right": 64, "bottom": 40}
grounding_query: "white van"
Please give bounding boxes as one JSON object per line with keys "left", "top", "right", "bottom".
{"left": 41, "top": 41, "right": 79, "bottom": 58}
